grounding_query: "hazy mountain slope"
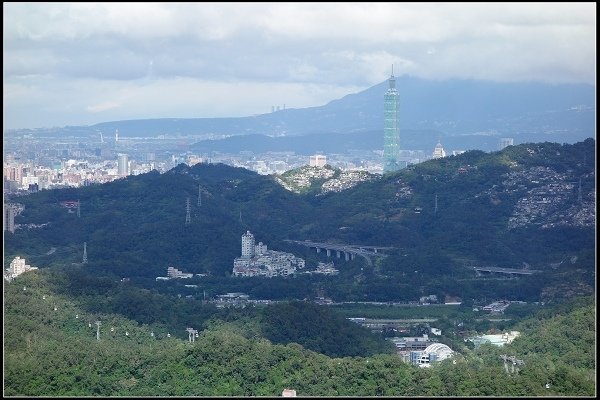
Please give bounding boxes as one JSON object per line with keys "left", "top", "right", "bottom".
{"left": 7, "top": 77, "right": 594, "bottom": 151}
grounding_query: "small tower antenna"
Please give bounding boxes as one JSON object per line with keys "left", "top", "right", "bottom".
{"left": 83, "top": 242, "right": 88, "bottom": 264}
{"left": 95, "top": 320, "right": 101, "bottom": 341}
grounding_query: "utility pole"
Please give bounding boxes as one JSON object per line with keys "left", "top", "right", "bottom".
{"left": 185, "top": 197, "right": 191, "bottom": 225}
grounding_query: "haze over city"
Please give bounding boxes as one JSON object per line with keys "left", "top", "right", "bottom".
{"left": 3, "top": 2, "right": 596, "bottom": 129}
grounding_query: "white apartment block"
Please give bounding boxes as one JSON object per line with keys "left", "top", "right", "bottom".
{"left": 5, "top": 256, "right": 38, "bottom": 281}
{"left": 309, "top": 154, "right": 327, "bottom": 167}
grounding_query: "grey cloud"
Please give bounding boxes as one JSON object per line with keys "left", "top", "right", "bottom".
{"left": 3, "top": 3, "right": 595, "bottom": 129}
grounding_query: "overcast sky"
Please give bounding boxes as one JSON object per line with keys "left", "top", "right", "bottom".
{"left": 3, "top": 2, "right": 596, "bottom": 129}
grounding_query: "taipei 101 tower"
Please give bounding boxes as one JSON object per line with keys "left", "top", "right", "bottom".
{"left": 383, "top": 66, "right": 400, "bottom": 173}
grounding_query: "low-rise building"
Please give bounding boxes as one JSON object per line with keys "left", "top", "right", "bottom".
{"left": 419, "top": 294, "right": 438, "bottom": 304}
{"left": 301, "top": 262, "right": 339, "bottom": 275}
{"left": 468, "top": 331, "right": 520, "bottom": 347}
{"left": 410, "top": 343, "right": 454, "bottom": 368}
{"left": 166, "top": 266, "right": 193, "bottom": 279}
{"left": 389, "top": 335, "right": 433, "bottom": 351}
{"left": 482, "top": 300, "right": 511, "bottom": 314}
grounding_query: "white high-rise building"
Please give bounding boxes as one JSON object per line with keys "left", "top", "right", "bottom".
{"left": 117, "top": 154, "right": 129, "bottom": 176}
{"left": 309, "top": 155, "right": 327, "bottom": 167}
{"left": 255, "top": 242, "right": 267, "bottom": 255}
{"left": 241, "top": 231, "right": 255, "bottom": 258}
{"left": 5, "top": 256, "right": 37, "bottom": 280}
{"left": 499, "top": 138, "right": 514, "bottom": 150}
{"left": 432, "top": 141, "right": 446, "bottom": 159}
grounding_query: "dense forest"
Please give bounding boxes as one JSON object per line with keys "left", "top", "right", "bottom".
{"left": 4, "top": 140, "right": 595, "bottom": 304}
{"left": 3, "top": 268, "right": 595, "bottom": 396}
{"left": 3, "top": 139, "right": 596, "bottom": 396}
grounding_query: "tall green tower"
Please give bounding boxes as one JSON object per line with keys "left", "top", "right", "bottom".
{"left": 383, "top": 67, "right": 400, "bottom": 173}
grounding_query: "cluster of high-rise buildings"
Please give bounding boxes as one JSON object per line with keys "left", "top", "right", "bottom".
{"left": 2, "top": 155, "right": 159, "bottom": 194}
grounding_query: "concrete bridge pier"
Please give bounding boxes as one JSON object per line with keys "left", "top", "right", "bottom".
{"left": 344, "top": 252, "right": 350, "bottom": 261}
{"left": 326, "top": 249, "right": 331, "bottom": 257}
{"left": 316, "top": 247, "right": 321, "bottom": 253}
{"left": 336, "top": 251, "right": 341, "bottom": 259}
{"left": 351, "top": 253, "right": 355, "bottom": 260}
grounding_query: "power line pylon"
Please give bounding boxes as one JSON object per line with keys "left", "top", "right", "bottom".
{"left": 186, "top": 327, "right": 197, "bottom": 343}
{"left": 185, "top": 197, "right": 191, "bottom": 225}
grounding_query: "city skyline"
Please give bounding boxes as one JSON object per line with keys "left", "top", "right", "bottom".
{"left": 3, "top": 2, "right": 595, "bottom": 129}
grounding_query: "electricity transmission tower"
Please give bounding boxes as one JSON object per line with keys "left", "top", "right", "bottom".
{"left": 185, "top": 197, "right": 191, "bottom": 225}
{"left": 95, "top": 321, "right": 101, "bottom": 341}
{"left": 186, "top": 327, "right": 197, "bottom": 343}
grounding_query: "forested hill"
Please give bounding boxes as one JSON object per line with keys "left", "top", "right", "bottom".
{"left": 4, "top": 139, "right": 595, "bottom": 303}
{"left": 4, "top": 269, "right": 595, "bottom": 396}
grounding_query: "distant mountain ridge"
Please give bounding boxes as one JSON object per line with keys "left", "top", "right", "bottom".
{"left": 6, "top": 76, "right": 595, "bottom": 152}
